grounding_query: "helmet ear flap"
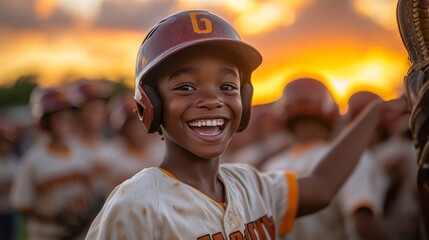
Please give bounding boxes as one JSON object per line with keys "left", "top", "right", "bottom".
{"left": 136, "top": 84, "right": 163, "bottom": 134}
{"left": 238, "top": 82, "right": 253, "bottom": 132}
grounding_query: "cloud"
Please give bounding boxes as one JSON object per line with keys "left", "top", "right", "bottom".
{"left": 0, "top": 0, "right": 76, "bottom": 30}
{"left": 0, "top": 0, "right": 175, "bottom": 31}
{"left": 94, "top": 0, "right": 175, "bottom": 31}
{"left": 0, "top": 0, "right": 41, "bottom": 29}
{"left": 352, "top": 0, "right": 398, "bottom": 31}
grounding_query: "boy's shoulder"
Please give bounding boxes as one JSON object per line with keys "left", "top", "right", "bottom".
{"left": 113, "top": 167, "right": 166, "bottom": 192}
{"left": 219, "top": 163, "right": 259, "bottom": 177}
{"left": 219, "top": 163, "right": 280, "bottom": 186}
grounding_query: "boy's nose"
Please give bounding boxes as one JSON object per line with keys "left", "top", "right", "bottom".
{"left": 196, "top": 89, "right": 223, "bottom": 110}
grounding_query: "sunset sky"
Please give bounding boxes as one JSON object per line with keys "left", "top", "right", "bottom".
{"left": 0, "top": 0, "right": 410, "bottom": 111}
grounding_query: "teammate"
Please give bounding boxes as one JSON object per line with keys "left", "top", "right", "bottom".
{"left": 106, "top": 92, "right": 163, "bottom": 188}
{"left": 85, "top": 10, "right": 406, "bottom": 239}
{"left": 68, "top": 79, "right": 117, "bottom": 196}
{"left": 10, "top": 87, "right": 95, "bottom": 240}
{"left": 347, "top": 91, "right": 420, "bottom": 239}
{"left": 261, "top": 79, "right": 391, "bottom": 239}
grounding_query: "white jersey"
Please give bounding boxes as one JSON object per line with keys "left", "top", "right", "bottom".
{"left": 10, "top": 141, "right": 92, "bottom": 240}
{"left": 261, "top": 142, "right": 383, "bottom": 240}
{"left": 0, "top": 154, "right": 18, "bottom": 213}
{"left": 69, "top": 136, "right": 118, "bottom": 195}
{"left": 85, "top": 164, "right": 299, "bottom": 240}
{"left": 371, "top": 138, "right": 419, "bottom": 239}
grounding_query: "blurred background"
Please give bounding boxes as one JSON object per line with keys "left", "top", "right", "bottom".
{"left": 1, "top": 0, "right": 408, "bottom": 114}
{"left": 1, "top": 1, "right": 424, "bottom": 240}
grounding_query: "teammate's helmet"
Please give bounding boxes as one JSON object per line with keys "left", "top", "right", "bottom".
{"left": 279, "top": 78, "right": 339, "bottom": 129}
{"left": 30, "top": 87, "right": 75, "bottom": 129}
{"left": 69, "top": 79, "right": 113, "bottom": 107}
{"left": 108, "top": 92, "right": 136, "bottom": 132}
{"left": 134, "top": 10, "right": 262, "bottom": 133}
{"left": 346, "top": 91, "right": 382, "bottom": 122}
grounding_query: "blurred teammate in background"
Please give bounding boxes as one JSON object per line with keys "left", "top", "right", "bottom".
{"left": 10, "top": 87, "right": 94, "bottom": 240}
{"left": 68, "top": 79, "right": 117, "bottom": 197}
{"left": 347, "top": 91, "right": 420, "bottom": 239}
{"left": 223, "top": 103, "right": 292, "bottom": 168}
{"left": 106, "top": 92, "right": 163, "bottom": 189}
{"left": 261, "top": 78, "right": 390, "bottom": 239}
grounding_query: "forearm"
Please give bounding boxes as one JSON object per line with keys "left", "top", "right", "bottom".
{"left": 313, "top": 101, "right": 382, "bottom": 201}
{"left": 298, "top": 101, "right": 384, "bottom": 216}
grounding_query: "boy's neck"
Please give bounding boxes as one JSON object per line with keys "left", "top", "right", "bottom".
{"left": 160, "top": 147, "right": 225, "bottom": 204}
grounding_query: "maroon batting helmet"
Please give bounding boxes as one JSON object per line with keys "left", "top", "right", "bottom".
{"left": 134, "top": 10, "right": 262, "bottom": 133}
{"left": 30, "top": 87, "right": 75, "bottom": 129}
{"left": 279, "top": 78, "right": 339, "bottom": 130}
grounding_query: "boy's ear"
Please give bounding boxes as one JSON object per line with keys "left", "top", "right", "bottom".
{"left": 238, "top": 83, "right": 253, "bottom": 132}
{"left": 137, "top": 84, "right": 163, "bottom": 133}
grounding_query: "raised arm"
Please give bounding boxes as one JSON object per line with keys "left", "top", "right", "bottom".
{"left": 296, "top": 97, "right": 407, "bottom": 216}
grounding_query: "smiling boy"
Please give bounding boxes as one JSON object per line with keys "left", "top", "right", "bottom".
{"left": 85, "top": 10, "right": 407, "bottom": 240}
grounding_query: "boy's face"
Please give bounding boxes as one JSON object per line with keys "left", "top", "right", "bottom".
{"left": 156, "top": 48, "right": 243, "bottom": 159}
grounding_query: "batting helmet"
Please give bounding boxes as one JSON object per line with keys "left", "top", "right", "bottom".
{"left": 279, "top": 78, "right": 339, "bottom": 129}
{"left": 69, "top": 79, "right": 113, "bottom": 107}
{"left": 108, "top": 92, "right": 137, "bottom": 132}
{"left": 30, "top": 87, "right": 75, "bottom": 129}
{"left": 134, "top": 10, "right": 262, "bottom": 133}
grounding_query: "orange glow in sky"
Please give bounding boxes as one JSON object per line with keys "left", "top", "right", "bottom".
{"left": 1, "top": 0, "right": 409, "bottom": 111}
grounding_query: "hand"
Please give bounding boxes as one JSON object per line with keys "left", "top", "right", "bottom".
{"left": 379, "top": 96, "right": 408, "bottom": 115}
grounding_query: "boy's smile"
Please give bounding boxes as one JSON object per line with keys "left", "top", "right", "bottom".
{"left": 156, "top": 46, "right": 243, "bottom": 159}
{"left": 187, "top": 118, "right": 225, "bottom": 136}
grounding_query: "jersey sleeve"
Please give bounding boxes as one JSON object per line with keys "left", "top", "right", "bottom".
{"left": 228, "top": 164, "right": 299, "bottom": 236}
{"left": 261, "top": 170, "right": 299, "bottom": 235}
{"left": 10, "top": 154, "right": 36, "bottom": 211}
{"left": 337, "top": 151, "right": 384, "bottom": 217}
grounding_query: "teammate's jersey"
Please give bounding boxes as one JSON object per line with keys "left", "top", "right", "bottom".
{"left": 85, "top": 164, "right": 298, "bottom": 240}
{"left": 69, "top": 135, "right": 117, "bottom": 195}
{"left": 0, "top": 154, "right": 18, "bottom": 213}
{"left": 371, "top": 137, "right": 420, "bottom": 239}
{"left": 107, "top": 138, "right": 163, "bottom": 188}
{"left": 261, "top": 141, "right": 383, "bottom": 240}
{"left": 10, "top": 141, "right": 92, "bottom": 240}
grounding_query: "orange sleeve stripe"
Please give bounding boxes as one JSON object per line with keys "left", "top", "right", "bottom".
{"left": 279, "top": 171, "right": 299, "bottom": 235}
{"left": 158, "top": 167, "right": 178, "bottom": 180}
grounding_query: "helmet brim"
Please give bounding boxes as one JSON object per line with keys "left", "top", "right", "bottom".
{"left": 136, "top": 38, "right": 262, "bottom": 86}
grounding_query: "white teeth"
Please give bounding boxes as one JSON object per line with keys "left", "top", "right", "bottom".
{"left": 188, "top": 119, "right": 225, "bottom": 127}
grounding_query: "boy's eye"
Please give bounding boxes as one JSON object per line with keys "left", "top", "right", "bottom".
{"left": 174, "top": 84, "right": 195, "bottom": 91}
{"left": 220, "top": 83, "right": 238, "bottom": 91}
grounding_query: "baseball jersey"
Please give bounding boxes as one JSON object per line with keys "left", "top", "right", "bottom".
{"left": 69, "top": 135, "right": 118, "bottom": 195}
{"left": 261, "top": 141, "right": 383, "bottom": 240}
{"left": 10, "top": 141, "right": 92, "bottom": 240}
{"left": 371, "top": 137, "right": 420, "bottom": 239}
{"left": 85, "top": 164, "right": 299, "bottom": 240}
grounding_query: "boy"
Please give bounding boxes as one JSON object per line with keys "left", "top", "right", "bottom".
{"left": 85, "top": 10, "right": 406, "bottom": 239}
